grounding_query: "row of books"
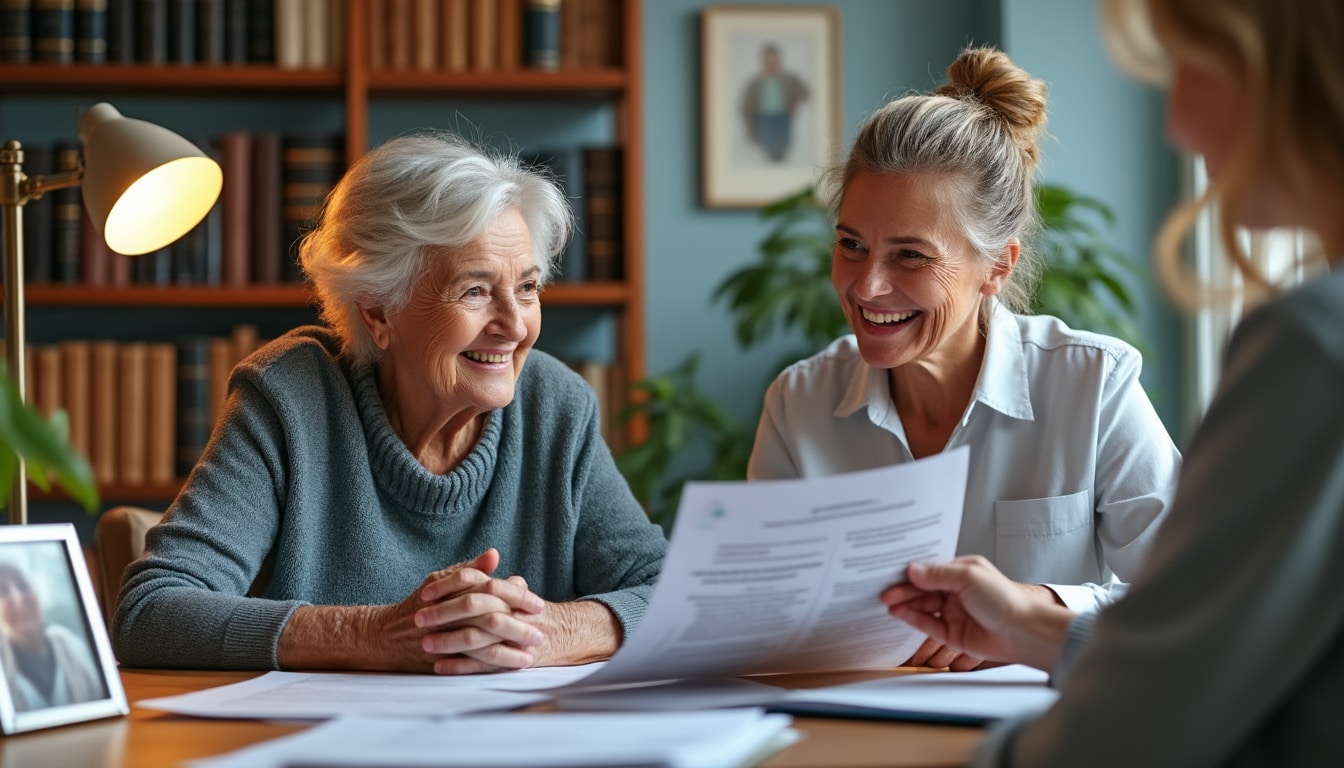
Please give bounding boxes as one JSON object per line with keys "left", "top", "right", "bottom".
{"left": 0, "top": 0, "right": 622, "bottom": 72}
{"left": 18, "top": 132, "right": 343, "bottom": 287}
{"left": 524, "top": 145, "right": 623, "bottom": 283}
{"left": 16, "top": 137, "right": 621, "bottom": 288}
{"left": 0, "top": 0, "right": 326, "bottom": 68}
{"left": 22, "top": 324, "right": 264, "bottom": 488}
{"left": 367, "top": 0, "right": 621, "bottom": 74}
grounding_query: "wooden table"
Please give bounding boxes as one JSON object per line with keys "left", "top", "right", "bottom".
{"left": 0, "top": 668, "right": 985, "bottom": 767}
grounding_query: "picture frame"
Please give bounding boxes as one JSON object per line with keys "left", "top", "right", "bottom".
{"left": 0, "top": 524, "right": 127, "bottom": 734}
{"left": 701, "top": 5, "right": 841, "bottom": 208}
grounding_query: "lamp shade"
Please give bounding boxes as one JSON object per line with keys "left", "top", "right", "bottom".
{"left": 78, "top": 103, "right": 223, "bottom": 256}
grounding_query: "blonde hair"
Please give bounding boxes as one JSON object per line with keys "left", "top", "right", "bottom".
{"left": 1103, "top": 0, "right": 1344, "bottom": 307}
{"left": 299, "top": 132, "right": 572, "bottom": 365}
{"left": 822, "top": 46, "right": 1048, "bottom": 315}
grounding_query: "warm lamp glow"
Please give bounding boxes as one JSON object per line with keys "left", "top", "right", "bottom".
{"left": 78, "top": 102, "right": 223, "bottom": 256}
{"left": 103, "top": 156, "right": 222, "bottom": 256}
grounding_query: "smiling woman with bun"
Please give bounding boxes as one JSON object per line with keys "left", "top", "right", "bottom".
{"left": 748, "top": 47, "right": 1180, "bottom": 671}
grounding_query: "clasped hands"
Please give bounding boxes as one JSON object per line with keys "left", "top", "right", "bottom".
{"left": 379, "top": 548, "right": 551, "bottom": 675}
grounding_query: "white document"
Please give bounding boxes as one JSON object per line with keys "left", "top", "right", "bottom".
{"left": 136, "top": 664, "right": 605, "bottom": 719}
{"left": 778, "top": 664, "right": 1058, "bottom": 724}
{"left": 188, "top": 710, "right": 798, "bottom": 768}
{"left": 561, "top": 447, "right": 969, "bottom": 689}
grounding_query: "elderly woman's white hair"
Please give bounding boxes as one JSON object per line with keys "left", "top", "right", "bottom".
{"left": 299, "top": 131, "right": 573, "bottom": 365}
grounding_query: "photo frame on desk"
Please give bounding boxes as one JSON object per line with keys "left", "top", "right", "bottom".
{"left": 0, "top": 524, "right": 128, "bottom": 734}
{"left": 701, "top": 5, "right": 841, "bottom": 208}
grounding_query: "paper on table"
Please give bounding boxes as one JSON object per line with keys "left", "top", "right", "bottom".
{"left": 187, "top": 710, "right": 798, "bottom": 768}
{"left": 554, "top": 447, "right": 968, "bottom": 690}
{"left": 135, "top": 664, "right": 605, "bottom": 719}
{"left": 777, "top": 664, "right": 1058, "bottom": 724}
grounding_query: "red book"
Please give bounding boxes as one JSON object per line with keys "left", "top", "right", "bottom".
{"left": 89, "top": 339, "right": 119, "bottom": 485}
{"left": 80, "top": 208, "right": 111, "bottom": 286}
{"left": 219, "top": 131, "right": 252, "bottom": 286}
{"left": 117, "top": 341, "right": 149, "bottom": 486}
{"left": 251, "top": 132, "right": 284, "bottom": 284}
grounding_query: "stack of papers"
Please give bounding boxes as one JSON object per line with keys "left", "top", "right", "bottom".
{"left": 188, "top": 710, "right": 797, "bottom": 768}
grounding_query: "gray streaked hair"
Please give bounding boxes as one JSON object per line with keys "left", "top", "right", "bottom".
{"left": 822, "top": 47, "right": 1047, "bottom": 315}
{"left": 299, "top": 132, "right": 572, "bottom": 365}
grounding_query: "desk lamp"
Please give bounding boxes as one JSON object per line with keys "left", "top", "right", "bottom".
{"left": 1, "top": 102, "right": 223, "bottom": 525}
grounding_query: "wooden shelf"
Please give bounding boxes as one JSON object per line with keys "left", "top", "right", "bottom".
{"left": 21, "top": 282, "right": 630, "bottom": 308}
{"left": 32, "top": 480, "right": 182, "bottom": 504}
{"left": 0, "top": 63, "right": 344, "bottom": 95}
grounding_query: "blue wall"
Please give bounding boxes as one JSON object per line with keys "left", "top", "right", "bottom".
{"left": 1000, "top": 0, "right": 1182, "bottom": 433}
{"left": 642, "top": 0, "right": 996, "bottom": 435}
{"left": 641, "top": 0, "right": 1182, "bottom": 451}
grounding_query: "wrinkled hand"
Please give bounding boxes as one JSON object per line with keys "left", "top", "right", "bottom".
{"left": 880, "top": 556, "right": 1075, "bottom": 671}
{"left": 374, "top": 548, "right": 546, "bottom": 675}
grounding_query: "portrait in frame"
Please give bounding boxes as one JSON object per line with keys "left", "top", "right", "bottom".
{"left": 701, "top": 5, "right": 841, "bottom": 208}
{"left": 0, "top": 524, "right": 127, "bottom": 734}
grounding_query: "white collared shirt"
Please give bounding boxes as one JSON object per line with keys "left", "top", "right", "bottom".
{"left": 748, "top": 305, "right": 1181, "bottom": 611}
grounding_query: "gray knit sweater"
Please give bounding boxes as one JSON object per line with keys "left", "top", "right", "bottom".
{"left": 112, "top": 326, "right": 667, "bottom": 670}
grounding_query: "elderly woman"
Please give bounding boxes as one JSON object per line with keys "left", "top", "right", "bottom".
{"left": 113, "top": 133, "right": 667, "bottom": 674}
{"left": 748, "top": 47, "right": 1181, "bottom": 670}
{"left": 0, "top": 562, "right": 105, "bottom": 710}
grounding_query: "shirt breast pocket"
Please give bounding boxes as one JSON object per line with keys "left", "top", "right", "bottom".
{"left": 993, "top": 490, "right": 1099, "bottom": 584}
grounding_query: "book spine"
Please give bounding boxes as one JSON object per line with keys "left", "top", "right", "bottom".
{"left": 198, "top": 0, "right": 225, "bottom": 63}
{"left": 132, "top": 246, "right": 172, "bottom": 285}
{"left": 118, "top": 341, "right": 149, "bottom": 486}
{"left": 206, "top": 336, "right": 231, "bottom": 424}
{"left": 271, "top": 0, "right": 300, "bottom": 68}
{"left": 219, "top": 130, "right": 253, "bottom": 286}
{"left": 496, "top": 0, "right": 519, "bottom": 70}
{"left": 166, "top": 0, "right": 193, "bottom": 61}
{"left": 385, "top": 0, "right": 408, "bottom": 70}
{"left": 80, "top": 206, "right": 111, "bottom": 285}
{"left": 146, "top": 342, "right": 177, "bottom": 485}
{"left": 0, "top": 0, "right": 33, "bottom": 63}
{"left": 53, "top": 144, "right": 83, "bottom": 285}
{"left": 410, "top": 0, "right": 435, "bottom": 71}
{"left": 281, "top": 134, "right": 341, "bottom": 282}
{"left": 21, "top": 145, "right": 54, "bottom": 284}
{"left": 137, "top": 0, "right": 167, "bottom": 63}
{"left": 33, "top": 344, "right": 62, "bottom": 420}
{"left": 175, "top": 336, "right": 211, "bottom": 478}
{"left": 324, "top": 0, "right": 339, "bottom": 68}
{"left": 468, "top": 0, "right": 495, "bottom": 71}
{"left": 105, "top": 0, "right": 131, "bottom": 62}
{"left": 559, "top": 0, "right": 581, "bottom": 70}
{"left": 59, "top": 340, "right": 92, "bottom": 462}
{"left": 523, "top": 0, "right": 558, "bottom": 71}
{"left": 246, "top": 0, "right": 271, "bottom": 62}
{"left": 250, "top": 131, "right": 284, "bottom": 284}
{"left": 559, "top": 145, "right": 587, "bottom": 282}
{"left": 582, "top": 146, "right": 622, "bottom": 282}
{"left": 582, "top": 0, "right": 617, "bottom": 68}
{"left": 223, "top": 0, "right": 246, "bottom": 62}
{"left": 300, "top": 0, "right": 325, "bottom": 68}
{"left": 365, "top": 0, "right": 383, "bottom": 70}
{"left": 33, "top": 0, "right": 75, "bottom": 63}
{"left": 89, "top": 340, "right": 119, "bottom": 485}
{"left": 74, "top": 0, "right": 107, "bottom": 63}
{"left": 441, "top": 0, "right": 466, "bottom": 71}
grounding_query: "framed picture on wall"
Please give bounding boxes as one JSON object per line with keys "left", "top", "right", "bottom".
{"left": 0, "top": 524, "right": 127, "bottom": 734}
{"left": 701, "top": 5, "right": 841, "bottom": 208}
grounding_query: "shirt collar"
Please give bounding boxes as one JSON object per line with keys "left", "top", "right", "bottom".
{"left": 832, "top": 302, "right": 1035, "bottom": 424}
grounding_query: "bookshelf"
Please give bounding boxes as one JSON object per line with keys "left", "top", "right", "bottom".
{"left": 5, "top": 0, "right": 645, "bottom": 506}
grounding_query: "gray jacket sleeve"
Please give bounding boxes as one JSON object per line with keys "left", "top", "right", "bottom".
{"left": 112, "top": 376, "right": 305, "bottom": 670}
{"left": 976, "top": 291, "right": 1344, "bottom": 767}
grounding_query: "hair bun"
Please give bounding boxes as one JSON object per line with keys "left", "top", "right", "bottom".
{"left": 936, "top": 46, "right": 1048, "bottom": 164}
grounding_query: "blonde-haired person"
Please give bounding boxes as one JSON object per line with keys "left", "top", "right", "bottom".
{"left": 882, "top": 0, "right": 1344, "bottom": 764}
{"left": 749, "top": 46, "right": 1180, "bottom": 670}
{"left": 113, "top": 133, "right": 667, "bottom": 674}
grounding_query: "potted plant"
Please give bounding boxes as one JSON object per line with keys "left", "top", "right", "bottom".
{"left": 618, "top": 183, "right": 1143, "bottom": 527}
